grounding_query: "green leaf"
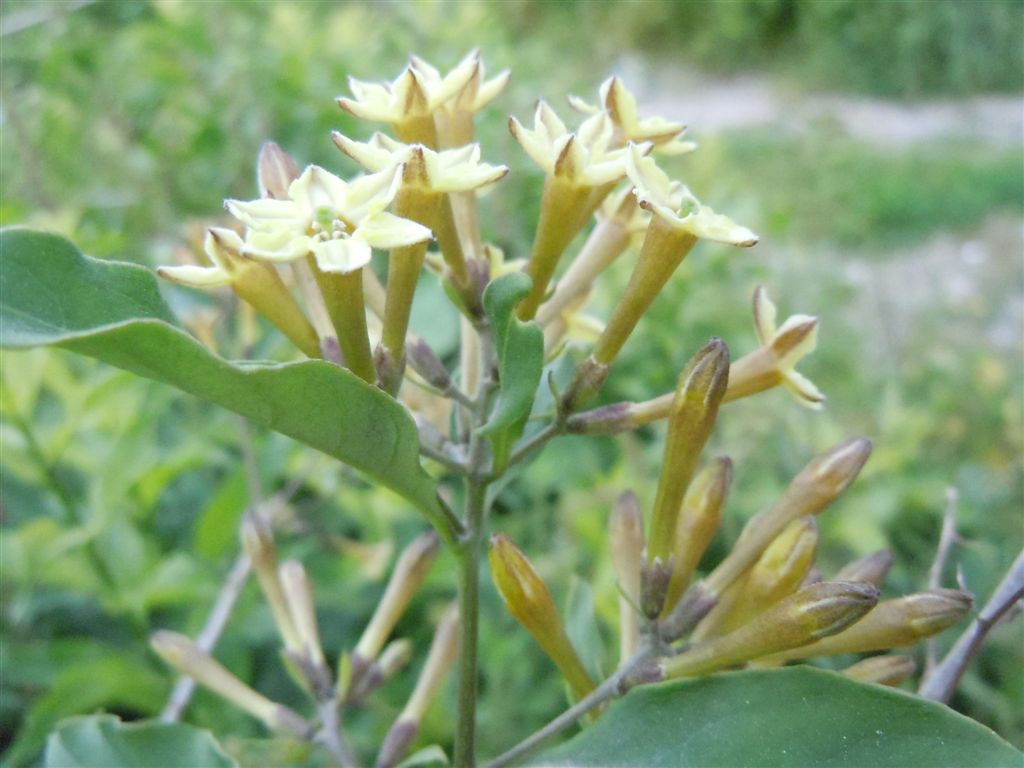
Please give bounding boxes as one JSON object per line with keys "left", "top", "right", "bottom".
{"left": 477, "top": 272, "right": 544, "bottom": 470}
{"left": 533, "top": 667, "right": 1022, "bottom": 767}
{"left": 44, "top": 714, "right": 236, "bottom": 768}
{"left": 0, "top": 230, "right": 449, "bottom": 537}
{"left": 8, "top": 656, "right": 168, "bottom": 766}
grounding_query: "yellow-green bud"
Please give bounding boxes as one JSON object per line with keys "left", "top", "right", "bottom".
{"left": 706, "top": 437, "right": 872, "bottom": 596}
{"left": 841, "top": 655, "right": 916, "bottom": 687}
{"left": 609, "top": 491, "right": 645, "bottom": 661}
{"left": 354, "top": 531, "right": 439, "bottom": 668}
{"left": 240, "top": 520, "right": 302, "bottom": 653}
{"left": 695, "top": 517, "right": 818, "bottom": 640}
{"left": 661, "top": 581, "right": 879, "bottom": 679}
{"left": 835, "top": 550, "right": 894, "bottom": 586}
{"left": 257, "top": 141, "right": 300, "bottom": 200}
{"left": 489, "top": 534, "right": 596, "bottom": 700}
{"left": 278, "top": 560, "right": 326, "bottom": 672}
{"left": 763, "top": 589, "right": 973, "bottom": 662}
{"left": 151, "top": 631, "right": 307, "bottom": 735}
{"left": 662, "top": 457, "right": 732, "bottom": 615}
{"left": 648, "top": 339, "right": 730, "bottom": 564}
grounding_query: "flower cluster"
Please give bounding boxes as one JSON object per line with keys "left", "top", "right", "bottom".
{"left": 150, "top": 51, "right": 974, "bottom": 767}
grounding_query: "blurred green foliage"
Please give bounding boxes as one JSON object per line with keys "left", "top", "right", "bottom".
{"left": 543, "top": 0, "right": 1024, "bottom": 96}
{"left": 1, "top": 0, "right": 1022, "bottom": 765}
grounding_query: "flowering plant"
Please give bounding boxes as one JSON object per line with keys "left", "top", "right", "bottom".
{"left": 1, "top": 50, "right": 1020, "bottom": 768}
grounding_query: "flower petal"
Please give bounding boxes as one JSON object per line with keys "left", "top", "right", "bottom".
{"left": 752, "top": 286, "right": 777, "bottom": 346}
{"left": 356, "top": 212, "right": 432, "bottom": 249}
{"left": 311, "top": 237, "right": 372, "bottom": 274}
{"left": 157, "top": 264, "right": 233, "bottom": 288}
{"left": 225, "top": 198, "right": 304, "bottom": 230}
{"left": 782, "top": 369, "right": 826, "bottom": 409}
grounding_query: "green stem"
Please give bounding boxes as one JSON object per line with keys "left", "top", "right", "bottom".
{"left": 453, "top": 476, "right": 487, "bottom": 767}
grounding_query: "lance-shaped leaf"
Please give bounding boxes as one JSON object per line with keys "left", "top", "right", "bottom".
{"left": 477, "top": 272, "right": 544, "bottom": 470}
{"left": 0, "top": 230, "right": 452, "bottom": 540}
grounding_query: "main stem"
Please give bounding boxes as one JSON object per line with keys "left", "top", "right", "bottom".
{"left": 454, "top": 475, "right": 487, "bottom": 766}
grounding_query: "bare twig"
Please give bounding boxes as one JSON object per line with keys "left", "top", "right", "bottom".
{"left": 161, "top": 553, "right": 253, "bottom": 722}
{"left": 161, "top": 420, "right": 307, "bottom": 721}
{"left": 484, "top": 651, "right": 649, "bottom": 768}
{"left": 316, "top": 699, "right": 359, "bottom": 768}
{"left": 918, "top": 547, "right": 1024, "bottom": 702}
{"left": 925, "top": 487, "right": 961, "bottom": 673}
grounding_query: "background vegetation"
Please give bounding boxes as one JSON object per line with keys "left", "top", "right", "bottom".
{"left": 2, "top": 1, "right": 1021, "bottom": 764}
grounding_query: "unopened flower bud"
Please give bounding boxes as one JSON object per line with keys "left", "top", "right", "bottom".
{"left": 278, "top": 560, "right": 327, "bottom": 682}
{"left": 640, "top": 556, "right": 674, "bottom": 620}
{"left": 662, "top": 581, "right": 879, "bottom": 679}
{"left": 561, "top": 355, "right": 611, "bottom": 413}
{"left": 406, "top": 337, "right": 453, "bottom": 392}
{"left": 377, "top": 604, "right": 459, "bottom": 768}
{"left": 240, "top": 520, "right": 302, "bottom": 653}
{"left": 489, "top": 534, "right": 596, "bottom": 700}
{"left": 609, "top": 491, "right": 644, "bottom": 660}
{"left": 257, "top": 141, "right": 300, "bottom": 200}
{"left": 648, "top": 339, "right": 730, "bottom": 563}
{"left": 353, "top": 532, "right": 440, "bottom": 673}
{"left": 842, "top": 655, "right": 916, "bottom": 687}
{"left": 765, "top": 589, "right": 973, "bottom": 662}
{"left": 151, "top": 631, "right": 307, "bottom": 735}
{"left": 662, "top": 457, "right": 732, "bottom": 614}
{"left": 694, "top": 517, "right": 818, "bottom": 641}
{"left": 835, "top": 550, "right": 894, "bottom": 586}
{"left": 707, "top": 437, "right": 872, "bottom": 595}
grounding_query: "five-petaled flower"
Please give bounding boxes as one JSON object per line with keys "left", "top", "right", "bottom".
{"left": 625, "top": 144, "right": 758, "bottom": 246}
{"left": 726, "top": 286, "right": 825, "bottom": 408}
{"left": 225, "top": 165, "right": 432, "bottom": 275}
{"left": 569, "top": 77, "right": 697, "bottom": 155}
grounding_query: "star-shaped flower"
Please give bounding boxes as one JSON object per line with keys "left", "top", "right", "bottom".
{"left": 509, "top": 101, "right": 634, "bottom": 187}
{"left": 625, "top": 144, "right": 757, "bottom": 246}
{"left": 332, "top": 132, "right": 507, "bottom": 193}
{"left": 570, "top": 77, "right": 696, "bottom": 154}
{"left": 727, "top": 286, "right": 825, "bottom": 408}
{"left": 225, "top": 165, "right": 432, "bottom": 274}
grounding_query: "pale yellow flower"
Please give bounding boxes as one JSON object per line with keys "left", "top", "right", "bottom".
{"left": 726, "top": 286, "right": 825, "bottom": 409}
{"left": 409, "top": 49, "right": 510, "bottom": 117}
{"left": 225, "top": 165, "right": 431, "bottom": 274}
{"left": 509, "top": 101, "right": 633, "bottom": 187}
{"left": 332, "top": 132, "right": 508, "bottom": 193}
{"left": 570, "top": 77, "right": 696, "bottom": 154}
{"left": 625, "top": 144, "right": 757, "bottom": 246}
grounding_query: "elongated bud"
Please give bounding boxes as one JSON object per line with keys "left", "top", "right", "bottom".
{"left": 241, "top": 520, "right": 302, "bottom": 653}
{"left": 377, "top": 605, "right": 459, "bottom": 768}
{"left": 842, "top": 655, "right": 916, "bottom": 687}
{"left": 353, "top": 532, "right": 440, "bottom": 673}
{"left": 640, "top": 556, "right": 674, "bottom": 620}
{"left": 591, "top": 215, "right": 699, "bottom": 366}
{"left": 609, "top": 491, "right": 645, "bottom": 660}
{"left": 344, "top": 637, "right": 414, "bottom": 702}
{"left": 762, "top": 589, "right": 973, "bottom": 663}
{"left": 258, "top": 141, "right": 301, "bottom": 200}
{"left": 488, "top": 534, "right": 596, "bottom": 700}
{"left": 648, "top": 339, "right": 730, "bottom": 564}
{"left": 694, "top": 517, "right": 818, "bottom": 640}
{"left": 836, "top": 550, "right": 894, "bottom": 586}
{"left": 561, "top": 355, "right": 611, "bottom": 413}
{"left": 406, "top": 337, "right": 453, "bottom": 392}
{"left": 278, "top": 560, "right": 328, "bottom": 691}
{"left": 151, "top": 631, "right": 307, "bottom": 735}
{"left": 707, "top": 437, "right": 872, "bottom": 595}
{"left": 661, "top": 581, "right": 879, "bottom": 679}
{"left": 662, "top": 457, "right": 732, "bottom": 615}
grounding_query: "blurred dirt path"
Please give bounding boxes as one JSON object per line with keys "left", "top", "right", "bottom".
{"left": 618, "top": 59, "right": 1023, "bottom": 146}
